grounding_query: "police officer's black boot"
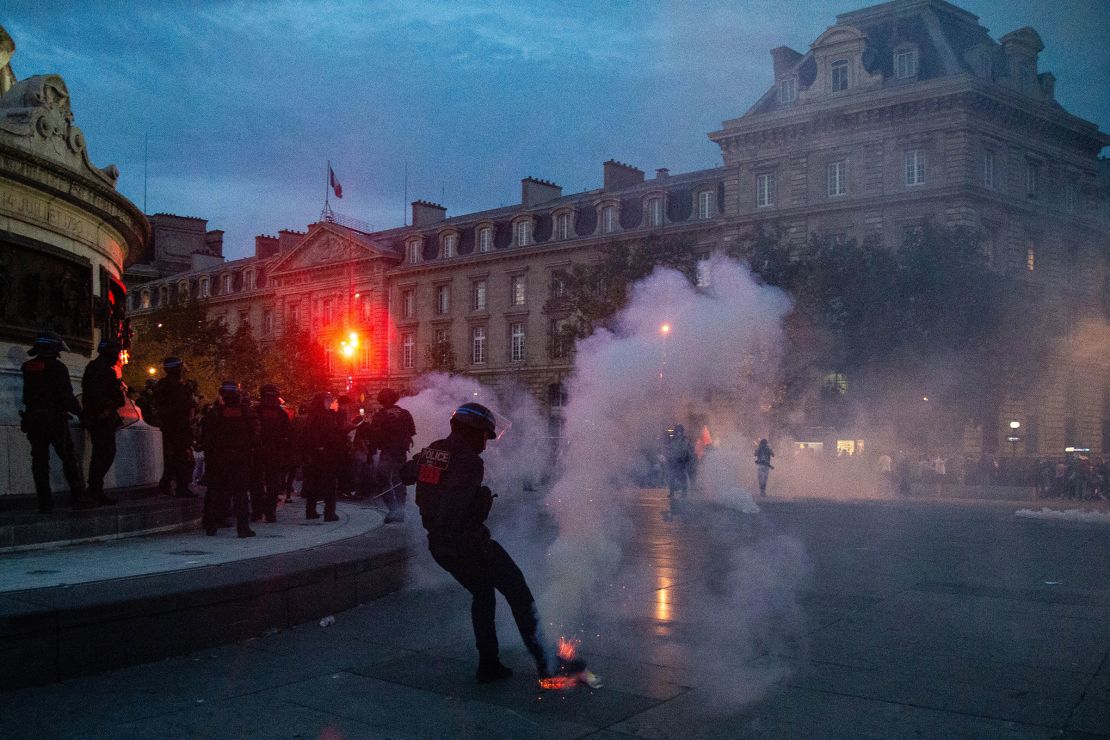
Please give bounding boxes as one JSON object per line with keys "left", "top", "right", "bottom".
{"left": 476, "top": 655, "right": 513, "bottom": 683}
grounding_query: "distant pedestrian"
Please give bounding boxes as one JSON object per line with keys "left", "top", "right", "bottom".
{"left": 664, "top": 425, "right": 693, "bottom": 498}
{"left": 20, "top": 332, "right": 93, "bottom": 513}
{"left": 201, "top": 380, "right": 257, "bottom": 538}
{"left": 366, "top": 388, "right": 416, "bottom": 522}
{"left": 755, "top": 438, "right": 775, "bottom": 496}
{"left": 81, "top": 339, "right": 125, "bottom": 505}
{"left": 153, "top": 357, "right": 197, "bottom": 498}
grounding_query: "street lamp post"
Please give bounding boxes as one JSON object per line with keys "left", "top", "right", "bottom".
{"left": 338, "top": 331, "right": 358, "bottom": 393}
{"left": 1007, "top": 420, "right": 1021, "bottom": 457}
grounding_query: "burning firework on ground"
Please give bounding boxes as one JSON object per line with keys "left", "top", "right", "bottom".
{"left": 537, "top": 637, "right": 602, "bottom": 690}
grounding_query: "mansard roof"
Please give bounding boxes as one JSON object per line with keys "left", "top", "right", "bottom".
{"left": 743, "top": 0, "right": 997, "bottom": 117}
{"left": 396, "top": 165, "right": 727, "bottom": 234}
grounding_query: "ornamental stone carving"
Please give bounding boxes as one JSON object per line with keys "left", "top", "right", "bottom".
{"left": 0, "top": 26, "right": 119, "bottom": 187}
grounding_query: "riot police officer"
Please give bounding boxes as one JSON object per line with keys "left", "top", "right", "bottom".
{"left": 301, "top": 391, "right": 345, "bottom": 522}
{"left": 201, "top": 380, "right": 257, "bottom": 537}
{"left": 366, "top": 387, "right": 416, "bottom": 523}
{"left": 254, "top": 383, "right": 290, "bottom": 523}
{"left": 81, "top": 339, "right": 125, "bottom": 505}
{"left": 20, "top": 332, "right": 92, "bottom": 513}
{"left": 153, "top": 357, "right": 196, "bottom": 497}
{"left": 403, "top": 402, "right": 555, "bottom": 683}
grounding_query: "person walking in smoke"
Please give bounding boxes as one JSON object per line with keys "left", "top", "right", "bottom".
{"left": 755, "top": 438, "right": 775, "bottom": 497}
{"left": 365, "top": 387, "right": 416, "bottom": 523}
{"left": 401, "top": 402, "right": 579, "bottom": 684}
{"left": 20, "top": 332, "right": 94, "bottom": 513}
{"left": 153, "top": 357, "right": 197, "bottom": 498}
{"left": 81, "top": 339, "right": 126, "bottom": 506}
{"left": 664, "top": 424, "right": 694, "bottom": 499}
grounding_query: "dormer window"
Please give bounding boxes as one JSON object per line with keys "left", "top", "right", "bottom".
{"left": 646, "top": 196, "right": 665, "bottom": 227}
{"left": 441, "top": 233, "right": 457, "bottom": 258}
{"left": 245, "top": 269, "right": 255, "bottom": 290}
{"left": 555, "top": 212, "right": 572, "bottom": 240}
{"left": 478, "top": 226, "right": 493, "bottom": 253}
{"left": 831, "top": 60, "right": 849, "bottom": 91}
{"left": 779, "top": 76, "right": 797, "bottom": 104}
{"left": 600, "top": 204, "right": 617, "bottom": 234}
{"left": 894, "top": 49, "right": 917, "bottom": 80}
{"left": 515, "top": 219, "right": 532, "bottom": 246}
{"left": 697, "top": 190, "right": 715, "bottom": 219}
{"left": 141, "top": 290, "right": 151, "bottom": 309}
{"left": 199, "top": 277, "right": 209, "bottom": 298}
{"left": 406, "top": 238, "right": 421, "bottom": 264}
{"left": 178, "top": 280, "right": 189, "bottom": 300}
{"left": 222, "top": 273, "right": 233, "bottom": 294}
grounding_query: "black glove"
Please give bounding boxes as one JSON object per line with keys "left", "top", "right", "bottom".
{"left": 475, "top": 485, "right": 494, "bottom": 522}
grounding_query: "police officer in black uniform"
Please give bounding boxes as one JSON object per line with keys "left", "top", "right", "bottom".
{"left": 153, "top": 357, "right": 196, "bottom": 497}
{"left": 81, "top": 339, "right": 125, "bottom": 505}
{"left": 20, "top": 332, "right": 92, "bottom": 513}
{"left": 402, "top": 402, "right": 554, "bottom": 683}
{"left": 255, "top": 383, "right": 290, "bottom": 523}
{"left": 201, "top": 380, "right": 257, "bottom": 537}
{"left": 366, "top": 387, "right": 416, "bottom": 523}
{"left": 302, "top": 391, "right": 345, "bottom": 522}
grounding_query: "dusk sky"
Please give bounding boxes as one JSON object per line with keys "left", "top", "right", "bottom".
{"left": 4, "top": 1, "right": 1108, "bottom": 261}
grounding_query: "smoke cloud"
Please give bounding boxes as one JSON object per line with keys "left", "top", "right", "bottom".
{"left": 394, "top": 257, "right": 814, "bottom": 706}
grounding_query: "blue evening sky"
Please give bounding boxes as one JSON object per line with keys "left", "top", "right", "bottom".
{"left": 4, "top": 1, "right": 1107, "bottom": 260}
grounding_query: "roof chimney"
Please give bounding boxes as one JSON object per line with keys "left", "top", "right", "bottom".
{"left": 255, "top": 234, "right": 279, "bottom": 259}
{"left": 603, "top": 159, "right": 644, "bottom": 192}
{"left": 204, "top": 229, "right": 224, "bottom": 257}
{"left": 277, "top": 229, "right": 305, "bottom": 253}
{"left": 411, "top": 200, "right": 446, "bottom": 227}
{"left": 521, "top": 177, "right": 562, "bottom": 207}
{"left": 655, "top": 168, "right": 670, "bottom": 180}
{"left": 771, "top": 46, "right": 803, "bottom": 78}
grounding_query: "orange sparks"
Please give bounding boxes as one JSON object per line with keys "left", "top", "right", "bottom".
{"left": 538, "top": 676, "right": 578, "bottom": 690}
{"left": 557, "top": 636, "right": 579, "bottom": 661}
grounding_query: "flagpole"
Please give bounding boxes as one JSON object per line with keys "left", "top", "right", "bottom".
{"left": 325, "top": 159, "right": 330, "bottom": 213}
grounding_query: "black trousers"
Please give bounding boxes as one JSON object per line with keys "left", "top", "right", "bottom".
{"left": 25, "top": 415, "right": 85, "bottom": 510}
{"left": 433, "top": 540, "right": 547, "bottom": 668}
{"left": 304, "top": 460, "right": 337, "bottom": 516}
{"left": 86, "top": 422, "right": 118, "bottom": 496}
{"left": 258, "top": 456, "right": 283, "bottom": 516}
{"left": 204, "top": 463, "right": 250, "bottom": 532}
{"left": 160, "top": 430, "right": 193, "bottom": 495}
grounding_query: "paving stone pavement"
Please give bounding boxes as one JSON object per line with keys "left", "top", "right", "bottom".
{"left": 0, "top": 493, "right": 1107, "bottom": 739}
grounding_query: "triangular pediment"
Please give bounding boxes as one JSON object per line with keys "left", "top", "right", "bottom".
{"left": 269, "top": 222, "right": 393, "bottom": 275}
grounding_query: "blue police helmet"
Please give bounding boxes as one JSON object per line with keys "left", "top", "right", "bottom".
{"left": 451, "top": 402, "right": 497, "bottom": 440}
{"left": 28, "top": 331, "right": 70, "bottom": 356}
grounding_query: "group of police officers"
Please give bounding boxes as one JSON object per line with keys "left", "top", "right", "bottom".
{"left": 20, "top": 330, "right": 579, "bottom": 684}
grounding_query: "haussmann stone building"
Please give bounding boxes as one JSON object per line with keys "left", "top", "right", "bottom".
{"left": 127, "top": 0, "right": 1110, "bottom": 458}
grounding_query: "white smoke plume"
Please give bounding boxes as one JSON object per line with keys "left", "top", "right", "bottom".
{"left": 540, "top": 256, "right": 813, "bottom": 705}
{"left": 393, "top": 257, "right": 814, "bottom": 706}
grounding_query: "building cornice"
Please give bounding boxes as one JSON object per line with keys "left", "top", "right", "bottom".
{"left": 711, "top": 77, "right": 1108, "bottom": 157}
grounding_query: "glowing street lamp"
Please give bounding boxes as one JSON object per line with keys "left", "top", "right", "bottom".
{"left": 147, "top": 366, "right": 158, "bottom": 376}
{"left": 1007, "top": 420, "right": 1021, "bottom": 457}
{"left": 660, "top": 323, "right": 671, "bottom": 335}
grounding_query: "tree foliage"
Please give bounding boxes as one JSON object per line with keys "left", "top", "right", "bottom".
{"left": 125, "top": 305, "right": 331, "bottom": 408}
{"left": 562, "top": 224, "right": 1055, "bottom": 445}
